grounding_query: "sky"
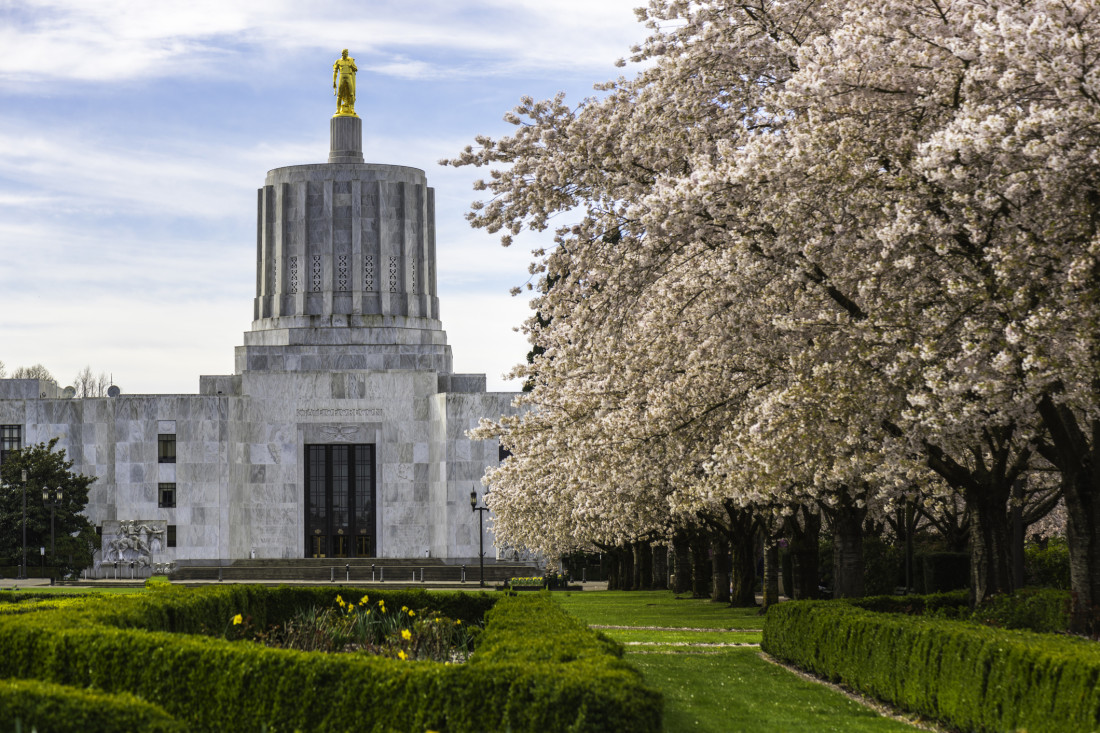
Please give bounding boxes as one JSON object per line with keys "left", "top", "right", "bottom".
{"left": 0, "top": 1, "right": 652, "bottom": 394}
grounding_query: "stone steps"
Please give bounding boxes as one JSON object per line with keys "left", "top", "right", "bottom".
{"left": 169, "top": 559, "right": 540, "bottom": 583}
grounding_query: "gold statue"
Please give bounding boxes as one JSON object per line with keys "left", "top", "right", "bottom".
{"left": 333, "top": 49, "right": 358, "bottom": 117}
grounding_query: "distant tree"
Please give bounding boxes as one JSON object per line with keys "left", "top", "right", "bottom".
{"left": 0, "top": 438, "right": 97, "bottom": 577}
{"left": 73, "top": 366, "right": 113, "bottom": 398}
{"left": 11, "top": 364, "right": 57, "bottom": 384}
{"left": 0, "top": 360, "right": 6, "bottom": 378}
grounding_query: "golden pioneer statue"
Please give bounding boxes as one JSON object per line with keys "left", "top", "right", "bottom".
{"left": 333, "top": 49, "right": 358, "bottom": 117}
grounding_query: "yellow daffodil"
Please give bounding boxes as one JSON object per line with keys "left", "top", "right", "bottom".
{"left": 398, "top": 650, "right": 408, "bottom": 660}
{"left": 401, "top": 605, "right": 408, "bottom": 612}
{"left": 232, "top": 614, "right": 243, "bottom": 625}
{"left": 336, "top": 594, "right": 345, "bottom": 607}
{"left": 359, "top": 595, "right": 368, "bottom": 605}
{"left": 408, "top": 609, "right": 416, "bottom": 617}
{"left": 401, "top": 629, "right": 412, "bottom": 641}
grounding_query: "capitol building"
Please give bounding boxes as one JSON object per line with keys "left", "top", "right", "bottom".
{"left": 0, "top": 82, "right": 519, "bottom": 571}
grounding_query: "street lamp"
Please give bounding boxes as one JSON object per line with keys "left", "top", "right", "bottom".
{"left": 20, "top": 469, "right": 28, "bottom": 580}
{"left": 42, "top": 486, "right": 63, "bottom": 567}
{"left": 470, "top": 489, "right": 489, "bottom": 588}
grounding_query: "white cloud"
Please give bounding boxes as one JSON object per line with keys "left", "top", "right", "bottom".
{"left": 0, "top": 1, "right": 647, "bottom": 86}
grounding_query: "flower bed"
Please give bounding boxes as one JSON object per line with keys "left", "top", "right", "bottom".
{"left": 0, "top": 585, "right": 660, "bottom": 732}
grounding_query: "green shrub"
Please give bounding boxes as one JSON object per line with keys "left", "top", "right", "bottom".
{"left": 0, "top": 678, "right": 182, "bottom": 733}
{"left": 0, "top": 586, "right": 660, "bottom": 732}
{"left": 764, "top": 599, "right": 1100, "bottom": 732}
{"left": 144, "top": 575, "right": 171, "bottom": 589}
{"left": 1026, "top": 538, "right": 1071, "bottom": 589}
{"left": 861, "top": 538, "right": 904, "bottom": 595}
{"left": 969, "top": 588, "right": 1071, "bottom": 633}
{"left": 851, "top": 589, "right": 970, "bottom": 617}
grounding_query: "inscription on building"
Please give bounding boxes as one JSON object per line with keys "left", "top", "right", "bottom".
{"left": 296, "top": 407, "right": 383, "bottom": 418}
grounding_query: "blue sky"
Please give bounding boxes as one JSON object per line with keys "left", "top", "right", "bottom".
{"left": 0, "top": 1, "right": 650, "bottom": 393}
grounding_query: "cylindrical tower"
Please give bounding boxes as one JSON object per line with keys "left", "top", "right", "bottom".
{"left": 237, "top": 114, "right": 452, "bottom": 374}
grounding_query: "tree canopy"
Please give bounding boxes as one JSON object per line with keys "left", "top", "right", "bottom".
{"left": 450, "top": 0, "right": 1099, "bottom": 621}
{"left": 0, "top": 438, "right": 98, "bottom": 577}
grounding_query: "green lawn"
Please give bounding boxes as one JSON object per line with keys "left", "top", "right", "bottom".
{"left": 632, "top": 648, "right": 918, "bottom": 732}
{"left": 606, "top": 628, "right": 763, "bottom": 645}
{"left": 555, "top": 591, "right": 920, "bottom": 732}
{"left": 554, "top": 590, "right": 765, "bottom": 629}
{"left": 1, "top": 586, "right": 145, "bottom": 595}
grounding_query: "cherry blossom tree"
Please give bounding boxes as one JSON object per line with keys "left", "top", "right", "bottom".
{"left": 453, "top": 0, "right": 1099, "bottom": 620}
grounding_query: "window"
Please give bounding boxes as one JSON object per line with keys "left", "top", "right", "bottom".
{"left": 158, "top": 483, "right": 176, "bottom": 508}
{"left": 1, "top": 425, "right": 21, "bottom": 465}
{"left": 167, "top": 525, "right": 176, "bottom": 548}
{"left": 158, "top": 434, "right": 176, "bottom": 463}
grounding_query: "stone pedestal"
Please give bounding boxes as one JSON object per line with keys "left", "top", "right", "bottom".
{"left": 329, "top": 116, "right": 364, "bottom": 163}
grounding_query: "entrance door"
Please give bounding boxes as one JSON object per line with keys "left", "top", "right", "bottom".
{"left": 305, "top": 444, "right": 376, "bottom": 558}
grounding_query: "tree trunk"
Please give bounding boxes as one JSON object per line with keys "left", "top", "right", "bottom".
{"left": 672, "top": 530, "right": 693, "bottom": 594}
{"left": 1038, "top": 394, "right": 1100, "bottom": 633}
{"left": 652, "top": 544, "right": 669, "bottom": 590}
{"left": 763, "top": 540, "right": 779, "bottom": 610}
{"left": 832, "top": 495, "right": 866, "bottom": 599}
{"left": 634, "top": 541, "right": 653, "bottom": 591}
{"left": 711, "top": 536, "right": 731, "bottom": 603}
{"left": 965, "top": 484, "right": 1013, "bottom": 605}
{"left": 604, "top": 550, "right": 620, "bottom": 591}
{"left": 621, "top": 544, "right": 635, "bottom": 591}
{"left": 691, "top": 532, "right": 711, "bottom": 598}
{"left": 786, "top": 508, "right": 821, "bottom": 600}
{"left": 729, "top": 520, "right": 758, "bottom": 607}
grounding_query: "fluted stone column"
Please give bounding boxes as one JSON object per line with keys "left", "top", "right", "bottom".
{"left": 329, "top": 116, "right": 364, "bottom": 164}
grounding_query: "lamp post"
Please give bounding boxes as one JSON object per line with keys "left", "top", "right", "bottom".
{"left": 470, "top": 489, "right": 488, "bottom": 588}
{"left": 42, "top": 486, "right": 63, "bottom": 566}
{"left": 20, "top": 469, "right": 28, "bottom": 580}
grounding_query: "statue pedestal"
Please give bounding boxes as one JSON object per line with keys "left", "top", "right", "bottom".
{"left": 330, "top": 116, "right": 364, "bottom": 164}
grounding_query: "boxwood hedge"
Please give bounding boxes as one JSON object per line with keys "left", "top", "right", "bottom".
{"left": 0, "top": 678, "right": 183, "bottom": 733}
{"left": 763, "top": 598, "right": 1100, "bottom": 733}
{"left": 0, "top": 586, "right": 660, "bottom": 732}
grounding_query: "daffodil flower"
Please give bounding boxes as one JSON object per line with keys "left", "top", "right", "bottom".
{"left": 232, "top": 614, "right": 243, "bottom": 625}
{"left": 398, "top": 650, "right": 408, "bottom": 661}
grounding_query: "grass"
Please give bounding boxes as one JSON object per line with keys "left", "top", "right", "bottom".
{"left": 631, "top": 648, "right": 918, "bottom": 732}
{"left": 554, "top": 590, "right": 765, "bottom": 629}
{"left": 0, "top": 586, "right": 145, "bottom": 595}
{"left": 555, "top": 591, "right": 920, "bottom": 732}
{"left": 605, "top": 628, "right": 763, "bottom": 645}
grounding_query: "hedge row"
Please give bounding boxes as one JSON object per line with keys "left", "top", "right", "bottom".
{"left": 763, "top": 599, "right": 1100, "bottom": 732}
{"left": 0, "top": 678, "right": 182, "bottom": 733}
{"left": 0, "top": 586, "right": 660, "bottom": 732}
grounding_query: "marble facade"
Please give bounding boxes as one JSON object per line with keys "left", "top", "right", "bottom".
{"left": 0, "top": 113, "right": 519, "bottom": 567}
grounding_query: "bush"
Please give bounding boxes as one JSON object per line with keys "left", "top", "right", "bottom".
{"left": 861, "top": 538, "right": 904, "bottom": 595}
{"left": 0, "top": 678, "right": 182, "bottom": 733}
{"left": 1026, "top": 538, "right": 1071, "bottom": 589}
{"left": 0, "top": 586, "right": 660, "bottom": 732}
{"left": 969, "top": 589, "right": 1071, "bottom": 633}
{"left": 764, "top": 598, "right": 1100, "bottom": 732}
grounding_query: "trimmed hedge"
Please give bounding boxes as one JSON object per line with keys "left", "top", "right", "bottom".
{"left": 764, "top": 599, "right": 1100, "bottom": 732}
{"left": 0, "top": 678, "right": 182, "bottom": 733}
{"left": 0, "top": 586, "right": 660, "bottom": 732}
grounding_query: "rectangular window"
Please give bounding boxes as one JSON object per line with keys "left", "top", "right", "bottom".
{"left": 158, "top": 434, "right": 176, "bottom": 463}
{"left": 158, "top": 483, "right": 176, "bottom": 508}
{"left": 0, "top": 425, "right": 21, "bottom": 465}
{"left": 167, "top": 525, "right": 176, "bottom": 548}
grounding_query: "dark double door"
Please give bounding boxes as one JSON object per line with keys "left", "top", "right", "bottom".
{"left": 305, "top": 444, "right": 376, "bottom": 558}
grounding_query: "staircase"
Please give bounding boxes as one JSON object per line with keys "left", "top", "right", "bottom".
{"left": 169, "top": 557, "right": 540, "bottom": 584}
